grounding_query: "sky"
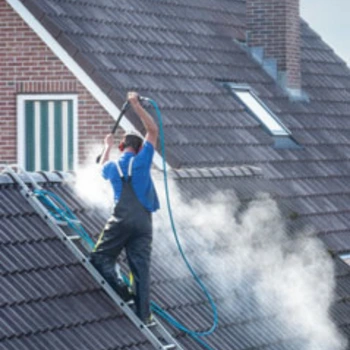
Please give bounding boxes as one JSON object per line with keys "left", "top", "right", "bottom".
{"left": 300, "top": 0, "right": 350, "bottom": 66}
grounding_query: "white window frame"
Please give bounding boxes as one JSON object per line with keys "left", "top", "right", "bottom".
{"left": 339, "top": 253, "right": 350, "bottom": 265}
{"left": 227, "top": 83, "right": 291, "bottom": 136}
{"left": 17, "top": 94, "right": 78, "bottom": 171}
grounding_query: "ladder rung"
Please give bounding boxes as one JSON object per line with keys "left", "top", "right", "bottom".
{"left": 146, "top": 320, "right": 157, "bottom": 328}
{"left": 52, "top": 218, "right": 81, "bottom": 226}
{"left": 68, "top": 235, "right": 81, "bottom": 240}
{"left": 69, "top": 219, "right": 81, "bottom": 225}
{"left": 162, "top": 345, "right": 176, "bottom": 350}
{"left": 54, "top": 220, "right": 68, "bottom": 226}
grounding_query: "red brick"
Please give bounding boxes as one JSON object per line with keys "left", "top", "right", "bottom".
{"left": 0, "top": 0, "right": 113, "bottom": 165}
{"left": 246, "top": 0, "right": 301, "bottom": 90}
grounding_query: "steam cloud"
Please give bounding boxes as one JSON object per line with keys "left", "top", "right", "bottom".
{"left": 73, "top": 157, "right": 347, "bottom": 350}
{"left": 152, "top": 177, "right": 346, "bottom": 350}
{"left": 73, "top": 144, "right": 119, "bottom": 214}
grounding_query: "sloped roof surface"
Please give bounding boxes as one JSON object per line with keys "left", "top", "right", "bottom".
{"left": 19, "top": 0, "right": 350, "bottom": 162}
{"left": 1, "top": 170, "right": 350, "bottom": 349}
{"left": 0, "top": 174, "right": 152, "bottom": 350}
{"left": 17, "top": 0, "right": 350, "bottom": 254}
{"left": 0, "top": 170, "right": 293, "bottom": 350}
{"left": 2, "top": 0, "right": 350, "bottom": 348}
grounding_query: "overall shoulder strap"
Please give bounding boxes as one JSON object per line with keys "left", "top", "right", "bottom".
{"left": 128, "top": 157, "right": 135, "bottom": 179}
{"left": 115, "top": 161, "right": 124, "bottom": 179}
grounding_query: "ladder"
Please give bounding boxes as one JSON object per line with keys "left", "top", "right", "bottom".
{"left": 2, "top": 165, "right": 184, "bottom": 350}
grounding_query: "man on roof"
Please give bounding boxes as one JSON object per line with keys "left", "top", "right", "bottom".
{"left": 90, "top": 91, "right": 159, "bottom": 325}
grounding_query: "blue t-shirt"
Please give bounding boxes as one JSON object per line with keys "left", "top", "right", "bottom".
{"left": 102, "top": 141, "right": 160, "bottom": 212}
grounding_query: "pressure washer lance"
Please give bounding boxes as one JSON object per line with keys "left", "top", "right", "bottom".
{"left": 95, "top": 96, "right": 149, "bottom": 164}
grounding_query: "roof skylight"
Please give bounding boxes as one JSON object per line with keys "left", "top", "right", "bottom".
{"left": 220, "top": 82, "right": 301, "bottom": 149}
{"left": 232, "top": 86, "right": 290, "bottom": 136}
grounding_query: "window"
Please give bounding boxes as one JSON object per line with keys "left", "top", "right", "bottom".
{"left": 17, "top": 94, "right": 78, "bottom": 171}
{"left": 223, "top": 83, "right": 301, "bottom": 149}
{"left": 233, "top": 88, "right": 289, "bottom": 136}
{"left": 339, "top": 253, "right": 350, "bottom": 267}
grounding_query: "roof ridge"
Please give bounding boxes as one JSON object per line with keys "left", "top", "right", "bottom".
{"left": 0, "top": 312, "right": 122, "bottom": 342}
{"left": 84, "top": 49, "right": 249, "bottom": 68}
{"left": 0, "top": 235, "right": 58, "bottom": 248}
{"left": 47, "top": 12, "right": 243, "bottom": 38}
{"left": 60, "top": 31, "right": 241, "bottom": 54}
{"left": 1, "top": 258, "right": 80, "bottom": 278}
{"left": 0, "top": 171, "right": 74, "bottom": 185}
{"left": 57, "top": 0, "right": 243, "bottom": 17}
{"left": 0, "top": 285, "right": 101, "bottom": 309}
{"left": 168, "top": 165, "right": 263, "bottom": 179}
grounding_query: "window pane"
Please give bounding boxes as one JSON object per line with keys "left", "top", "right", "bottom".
{"left": 235, "top": 90, "right": 289, "bottom": 136}
{"left": 54, "top": 101, "right": 63, "bottom": 171}
{"left": 48, "top": 101, "right": 55, "bottom": 171}
{"left": 25, "top": 101, "right": 35, "bottom": 171}
{"left": 67, "top": 100, "right": 74, "bottom": 171}
{"left": 40, "top": 101, "right": 49, "bottom": 171}
{"left": 22, "top": 97, "right": 76, "bottom": 171}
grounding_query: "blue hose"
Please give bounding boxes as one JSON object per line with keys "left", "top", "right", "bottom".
{"left": 147, "top": 99, "right": 218, "bottom": 349}
{"left": 35, "top": 98, "right": 219, "bottom": 350}
{"left": 34, "top": 189, "right": 95, "bottom": 249}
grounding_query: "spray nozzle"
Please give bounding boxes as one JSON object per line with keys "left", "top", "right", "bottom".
{"left": 138, "top": 96, "right": 151, "bottom": 102}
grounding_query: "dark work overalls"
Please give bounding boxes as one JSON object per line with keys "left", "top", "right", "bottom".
{"left": 90, "top": 158, "right": 153, "bottom": 322}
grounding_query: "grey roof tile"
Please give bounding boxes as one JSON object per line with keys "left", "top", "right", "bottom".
{"left": 6, "top": 0, "right": 350, "bottom": 348}
{"left": 0, "top": 317, "right": 146, "bottom": 350}
{"left": 1, "top": 240, "right": 75, "bottom": 275}
{"left": 0, "top": 171, "right": 328, "bottom": 349}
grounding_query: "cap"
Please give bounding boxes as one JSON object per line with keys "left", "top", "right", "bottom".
{"left": 124, "top": 130, "right": 144, "bottom": 140}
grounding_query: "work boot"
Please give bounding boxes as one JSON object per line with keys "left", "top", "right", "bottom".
{"left": 143, "top": 313, "right": 156, "bottom": 327}
{"left": 116, "top": 278, "right": 134, "bottom": 302}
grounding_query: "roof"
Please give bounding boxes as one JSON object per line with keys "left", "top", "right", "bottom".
{"left": 1, "top": 169, "right": 350, "bottom": 349}
{"left": 3, "top": 0, "right": 350, "bottom": 348}
{"left": 0, "top": 170, "right": 269, "bottom": 348}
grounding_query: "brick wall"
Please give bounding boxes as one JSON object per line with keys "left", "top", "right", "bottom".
{"left": 246, "top": 0, "right": 301, "bottom": 91}
{"left": 0, "top": 0, "right": 122, "bottom": 166}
